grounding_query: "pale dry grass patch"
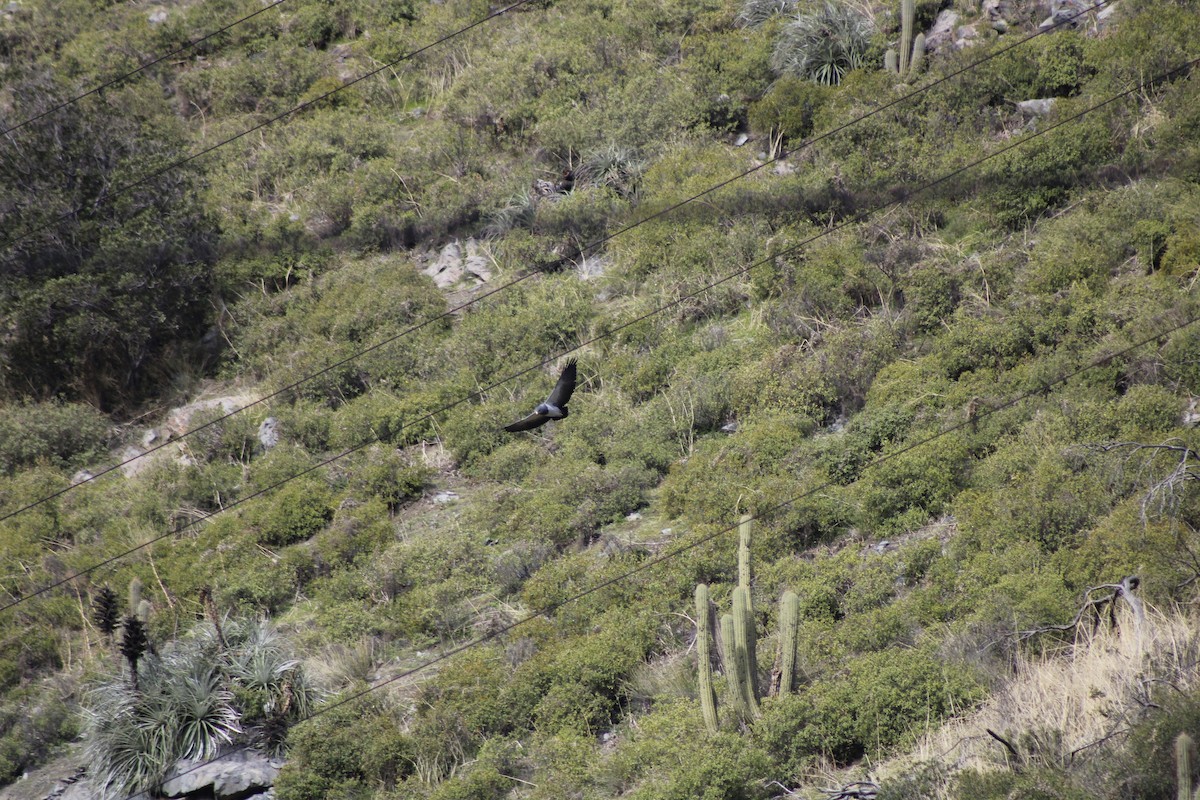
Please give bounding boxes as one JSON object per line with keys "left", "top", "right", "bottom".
{"left": 878, "top": 606, "right": 1200, "bottom": 790}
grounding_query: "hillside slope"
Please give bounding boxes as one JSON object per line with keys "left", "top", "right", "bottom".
{"left": 2, "top": 0, "right": 1200, "bottom": 797}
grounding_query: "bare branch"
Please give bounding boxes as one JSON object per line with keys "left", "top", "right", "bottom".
{"left": 986, "top": 728, "right": 1021, "bottom": 764}
{"left": 1013, "top": 576, "right": 1142, "bottom": 642}
{"left": 1085, "top": 440, "right": 1200, "bottom": 524}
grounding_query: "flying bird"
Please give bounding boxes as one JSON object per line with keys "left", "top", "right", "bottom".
{"left": 504, "top": 359, "right": 578, "bottom": 432}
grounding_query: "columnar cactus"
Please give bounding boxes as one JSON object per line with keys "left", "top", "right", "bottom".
{"left": 737, "top": 516, "right": 760, "bottom": 696}
{"left": 885, "top": 0, "right": 925, "bottom": 80}
{"left": 720, "top": 612, "right": 755, "bottom": 720}
{"left": 777, "top": 590, "right": 800, "bottom": 695}
{"left": 695, "top": 584, "right": 719, "bottom": 734}
{"left": 1177, "top": 732, "right": 1197, "bottom": 800}
{"left": 732, "top": 587, "right": 761, "bottom": 718}
{"left": 738, "top": 514, "right": 753, "bottom": 590}
{"left": 128, "top": 576, "right": 143, "bottom": 615}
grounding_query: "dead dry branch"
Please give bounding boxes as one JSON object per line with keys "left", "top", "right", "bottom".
{"left": 1014, "top": 576, "right": 1144, "bottom": 643}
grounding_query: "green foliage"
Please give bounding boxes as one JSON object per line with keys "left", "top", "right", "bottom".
{"left": 0, "top": 74, "right": 216, "bottom": 410}
{"left": 275, "top": 701, "right": 413, "bottom": 800}
{"left": 982, "top": 114, "right": 1114, "bottom": 228}
{"left": 348, "top": 447, "right": 428, "bottom": 512}
{"left": 256, "top": 480, "right": 334, "bottom": 547}
{"left": 748, "top": 76, "right": 832, "bottom": 151}
{"left": 6, "top": 0, "right": 1200, "bottom": 796}
{"left": 0, "top": 401, "right": 111, "bottom": 475}
{"left": 0, "top": 685, "right": 77, "bottom": 785}
{"left": 755, "top": 646, "right": 981, "bottom": 771}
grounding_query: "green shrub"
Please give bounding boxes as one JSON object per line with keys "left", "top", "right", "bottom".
{"left": 755, "top": 646, "right": 980, "bottom": 771}
{"left": 257, "top": 480, "right": 334, "bottom": 547}
{"left": 348, "top": 448, "right": 428, "bottom": 512}
{"left": 982, "top": 114, "right": 1114, "bottom": 228}
{"left": 0, "top": 401, "right": 111, "bottom": 475}
{"left": 427, "top": 765, "right": 511, "bottom": 800}
{"left": 748, "top": 76, "right": 832, "bottom": 150}
{"left": 0, "top": 76, "right": 216, "bottom": 410}
{"left": 276, "top": 701, "right": 414, "bottom": 800}
{"left": 0, "top": 685, "right": 77, "bottom": 784}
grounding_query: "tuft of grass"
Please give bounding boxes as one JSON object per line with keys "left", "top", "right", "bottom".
{"left": 884, "top": 608, "right": 1200, "bottom": 791}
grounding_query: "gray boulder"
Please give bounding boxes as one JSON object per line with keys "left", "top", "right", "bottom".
{"left": 1016, "top": 98, "right": 1057, "bottom": 117}
{"left": 1039, "top": 0, "right": 1091, "bottom": 28}
{"left": 422, "top": 239, "right": 493, "bottom": 290}
{"left": 923, "top": 9, "right": 959, "bottom": 52}
{"left": 257, "top": 417, "right": 280, "bottom": 451}
{"left": 161, "top": 749, "right": 281, "bottom": 800}
{"left": 982, "top": 0, "right": 1012, "bottom": 27}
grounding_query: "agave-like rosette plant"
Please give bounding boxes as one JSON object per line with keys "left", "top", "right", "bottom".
{"left": 771, "top": 2, "right": 875, "bottom": 85}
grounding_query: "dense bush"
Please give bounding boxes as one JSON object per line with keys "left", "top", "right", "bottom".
{"left": 755, "top": 646, "right": 981, "bottom": 771}
{"left": 0, "top": 401, "right": 111, "bottom": 474}
{"left": 0, "top": 74, "right": 216, "bottom": 410}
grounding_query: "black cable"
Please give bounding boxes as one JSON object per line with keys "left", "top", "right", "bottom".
{"left": 7, "top": 50, "right": 1193, "bottom": 615}
{"left": 123, "top": 304, "right": 1200, "bottom": 800}
{"left": 0, "top": 0, "right": 1114, "bottom": 526}
{"left": 0, "top": 0, "right": 290, "bottom": 139}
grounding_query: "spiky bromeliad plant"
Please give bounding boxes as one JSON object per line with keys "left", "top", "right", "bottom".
{"left": 771, "top": 1, "right": 874, "bottom": 86}
{"left": 736, "top": 0, "right": 797, "bottom": 28}
{"left": 83, "top": 652, "right": 241, "bottom": 799}
{"left": 81, "top": 614, "right": 320, "bottom": 798}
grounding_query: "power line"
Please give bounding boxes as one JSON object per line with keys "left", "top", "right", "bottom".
{"left": 0, "top": 0, "right": 1114, "bottom": 526}
{"left": 0, "top": 0, "right": 290, "bottom": 139}
{"left": 7, "top": 50, "right": 1192, "bottom": 615}
{"left": 0, "top": 0, "right": 540, "bottom": 254}
{"left": 124, "top": 302, "right": 1200, "bottom": 800}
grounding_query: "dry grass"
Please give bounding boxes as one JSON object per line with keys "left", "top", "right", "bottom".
{"left": 872, "top": 606, "right": 1200, "bottom": 793}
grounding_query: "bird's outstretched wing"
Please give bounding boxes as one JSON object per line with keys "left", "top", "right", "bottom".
{"left": 546, "top": 359, "right": 578, "bottom": 407}
{"left": 504, "top": 413, "right": 550, "bottom": 433}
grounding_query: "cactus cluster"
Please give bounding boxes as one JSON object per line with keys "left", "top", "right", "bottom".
{"left": 694, "top": 516, "right": 802, "bottom": 731}
{"left": 885, "top": 0, "right": 925, "bottom": 80}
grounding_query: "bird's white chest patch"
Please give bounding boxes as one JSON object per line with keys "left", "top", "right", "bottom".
{"left": 537, "top": 403, "right": 564, "bottom": 418}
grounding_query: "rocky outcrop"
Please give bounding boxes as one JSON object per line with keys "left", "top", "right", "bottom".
{"left": 923, "top": 9, "right": 959, "bottom": 52}
{"left": 257, "top": 417, "right": 280, "bottom": 451}
{"left": 420, "top": 238, "right": 494, "bottom": 290}
{"left": 1016, "top": 98, "right": 1057, "bottom": 118}
{"left": 160, "top": 749, "right": 281, "bottom": 800}
{"left": 117, "top": 392, "right": 256, "bottom": 478}
{"left": 1038, "top": 0, "right": 1091, "bottom": 29}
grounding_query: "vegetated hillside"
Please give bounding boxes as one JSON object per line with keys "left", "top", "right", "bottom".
{"left": 1, "top": 0, "right": 1199, "bottom": 796}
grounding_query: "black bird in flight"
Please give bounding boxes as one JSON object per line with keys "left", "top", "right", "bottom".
{"left": 504, "top": 359, "right": 578, "bottom": 432}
